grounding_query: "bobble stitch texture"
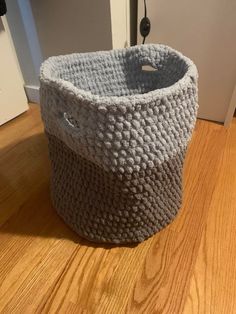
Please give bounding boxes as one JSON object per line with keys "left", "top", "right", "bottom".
{"left": 40, "top": 44, "right": 198, "bottom": 244}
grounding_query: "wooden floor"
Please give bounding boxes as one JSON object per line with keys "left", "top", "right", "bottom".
{"left": 0, "top": 104, "right": 236, "bottom": 313}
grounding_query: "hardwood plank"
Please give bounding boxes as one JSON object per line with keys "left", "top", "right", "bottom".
{"left": 0, "top": 104, "right": 235, "bottom": 313}
{"left": 125, "top": 121, "right": 228, "bottom": 313}
{"left": 38, "top": 239, "right": 153, "bottom": 314}
{"left": 0, "top": 104, "right": 42, "bottom": 152}
{"left": 0, "top": 132, "right": 49, "bottom": 226}
{"left": 0, "top": 104, "right": 49, "bottom": 226}
{"left": 183, "top": 120, "right": 236, "bottom": 314}
{"left": 0, "top": 184, "right": 79, "bottom": 313}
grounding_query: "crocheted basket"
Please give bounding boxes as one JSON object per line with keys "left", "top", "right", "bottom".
{"left": 40, "top": 44, "right": 198, "bottom": 244}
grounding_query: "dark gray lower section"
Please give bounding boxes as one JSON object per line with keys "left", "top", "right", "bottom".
{"left": 47, "top": 133, "right": 186, "bottom": 244}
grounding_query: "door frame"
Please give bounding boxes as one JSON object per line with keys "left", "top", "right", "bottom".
{"left": 224, "top": 84, "right": 236, "bottom": 127}
{"left": 5, "top": 0, "right": 43, "bottom": 103}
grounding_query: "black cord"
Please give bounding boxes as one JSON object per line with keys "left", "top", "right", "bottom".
{"left": 144, "top": 0, "right": 147, "bottom": 19}
{"left": 140, "top": 0, "right": 150, "bottom": 44}
{"left": 142, "top": 0, "right": 147, "bottom": 44}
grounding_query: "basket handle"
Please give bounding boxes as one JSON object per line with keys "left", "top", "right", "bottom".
{"left": 140, "top": 55, "right": 158, "bottom": 71}
{"left": 58, "top": 112, "right": 81, "bottom": 137}
{"left": 141, "top": 64, "right": 158, "bottom": 72}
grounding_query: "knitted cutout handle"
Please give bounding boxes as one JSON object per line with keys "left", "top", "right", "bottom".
{"left": 142, "top": 64, "right": 158, "bottom": 72}
{"left": 60, "top": 112, "right": 80, "bottom": 136}
{"left": 140, "top": 54, "right": 159, "bottom": 72}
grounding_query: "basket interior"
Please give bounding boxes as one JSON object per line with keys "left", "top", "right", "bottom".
{"left": 55, "top": 46, "right": 189, "bottom": 97}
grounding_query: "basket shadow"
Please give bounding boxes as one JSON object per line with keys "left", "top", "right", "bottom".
{"left": 0, "top": 132, "right": 137, "bottom": 249}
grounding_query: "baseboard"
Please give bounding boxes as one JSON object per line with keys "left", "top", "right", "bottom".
{"left": 24, "top": 85, "right": 40, "bottom": 104}
{"left": 224, "top": 84, "right": 236, "bottom": 127}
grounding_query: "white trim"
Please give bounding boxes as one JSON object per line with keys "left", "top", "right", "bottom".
{"left": 1, "top": 16, "right": 25, "bottom": 84}
{"left": 5, "top": 0, "right": 42, "bottom": 86}
{"left": 126, "top": 0, "right": 131, "bottom": 47}
{"left": 0, "top": 16, "right": 28, "bottom": 125}
{"left": 16, "top": 0, "right": 43, "bottom": 76}
{"left": 24, "top": 85, "right": 40, "bottom": 104}
{"left": 110, "top": 0, "right": 130, "bottom": 49}
{"left": 224, "top": 84, "right": 236, "bottom": 127}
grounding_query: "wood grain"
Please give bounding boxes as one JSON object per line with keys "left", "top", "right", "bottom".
{"left": 125, "top": 121, "right": 227, "bottom": 314}
{"left": 0, "top": 104, "right": 235, "bottom": 313}
{"left": 183, "top": 119, "right": 236, "bottom": 314}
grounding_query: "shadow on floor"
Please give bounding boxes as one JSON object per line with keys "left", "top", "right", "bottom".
{"left": 0, "top": 132, "right": 137, "bottom": 249}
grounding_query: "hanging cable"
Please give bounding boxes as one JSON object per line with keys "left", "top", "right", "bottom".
{"left": 144, "top": 0, "right": 147, "bottom": 20}
{"left": 140, "top": 0, "right": 151, "bottom": 44}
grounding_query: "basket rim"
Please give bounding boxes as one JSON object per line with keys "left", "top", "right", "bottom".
{"left": 40, "top": 43, "right": 198, "bottom": 106}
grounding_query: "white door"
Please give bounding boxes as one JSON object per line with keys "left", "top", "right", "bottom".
{"left": 0, "top": 17, "right": 28, "bottom": 126}
{"left": 137, "top": 0, "right": 236, "bottom": 123}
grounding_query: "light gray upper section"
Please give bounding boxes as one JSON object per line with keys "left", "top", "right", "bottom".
{"left": 40, "top": 44, "right": 198, "bottom": 173}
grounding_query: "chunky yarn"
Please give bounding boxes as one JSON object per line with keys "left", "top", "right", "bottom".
{"left": 40, "top": 44, "right": 198, "bottom": 243}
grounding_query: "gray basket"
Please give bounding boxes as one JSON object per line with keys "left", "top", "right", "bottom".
{"left": 40, "top": 44, "right": 198, "bottom": 244}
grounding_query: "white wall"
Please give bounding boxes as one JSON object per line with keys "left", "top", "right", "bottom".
{"left": 30, "top": 0, "right": 113, "bottom": 59}
{"left": 7, "top": 0, "right": 113, "bottom": 81}
{"left": 6, "top": 0, "right": 41, "bottom": 87}
{"left": 6, "top": 0, "right": 130, "bottom": 102}
{"left": 0, "top": 17, "right": 28, "bottom": 124}
{"left": 138, "top": 0, "right": 236, "bottom": 123}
